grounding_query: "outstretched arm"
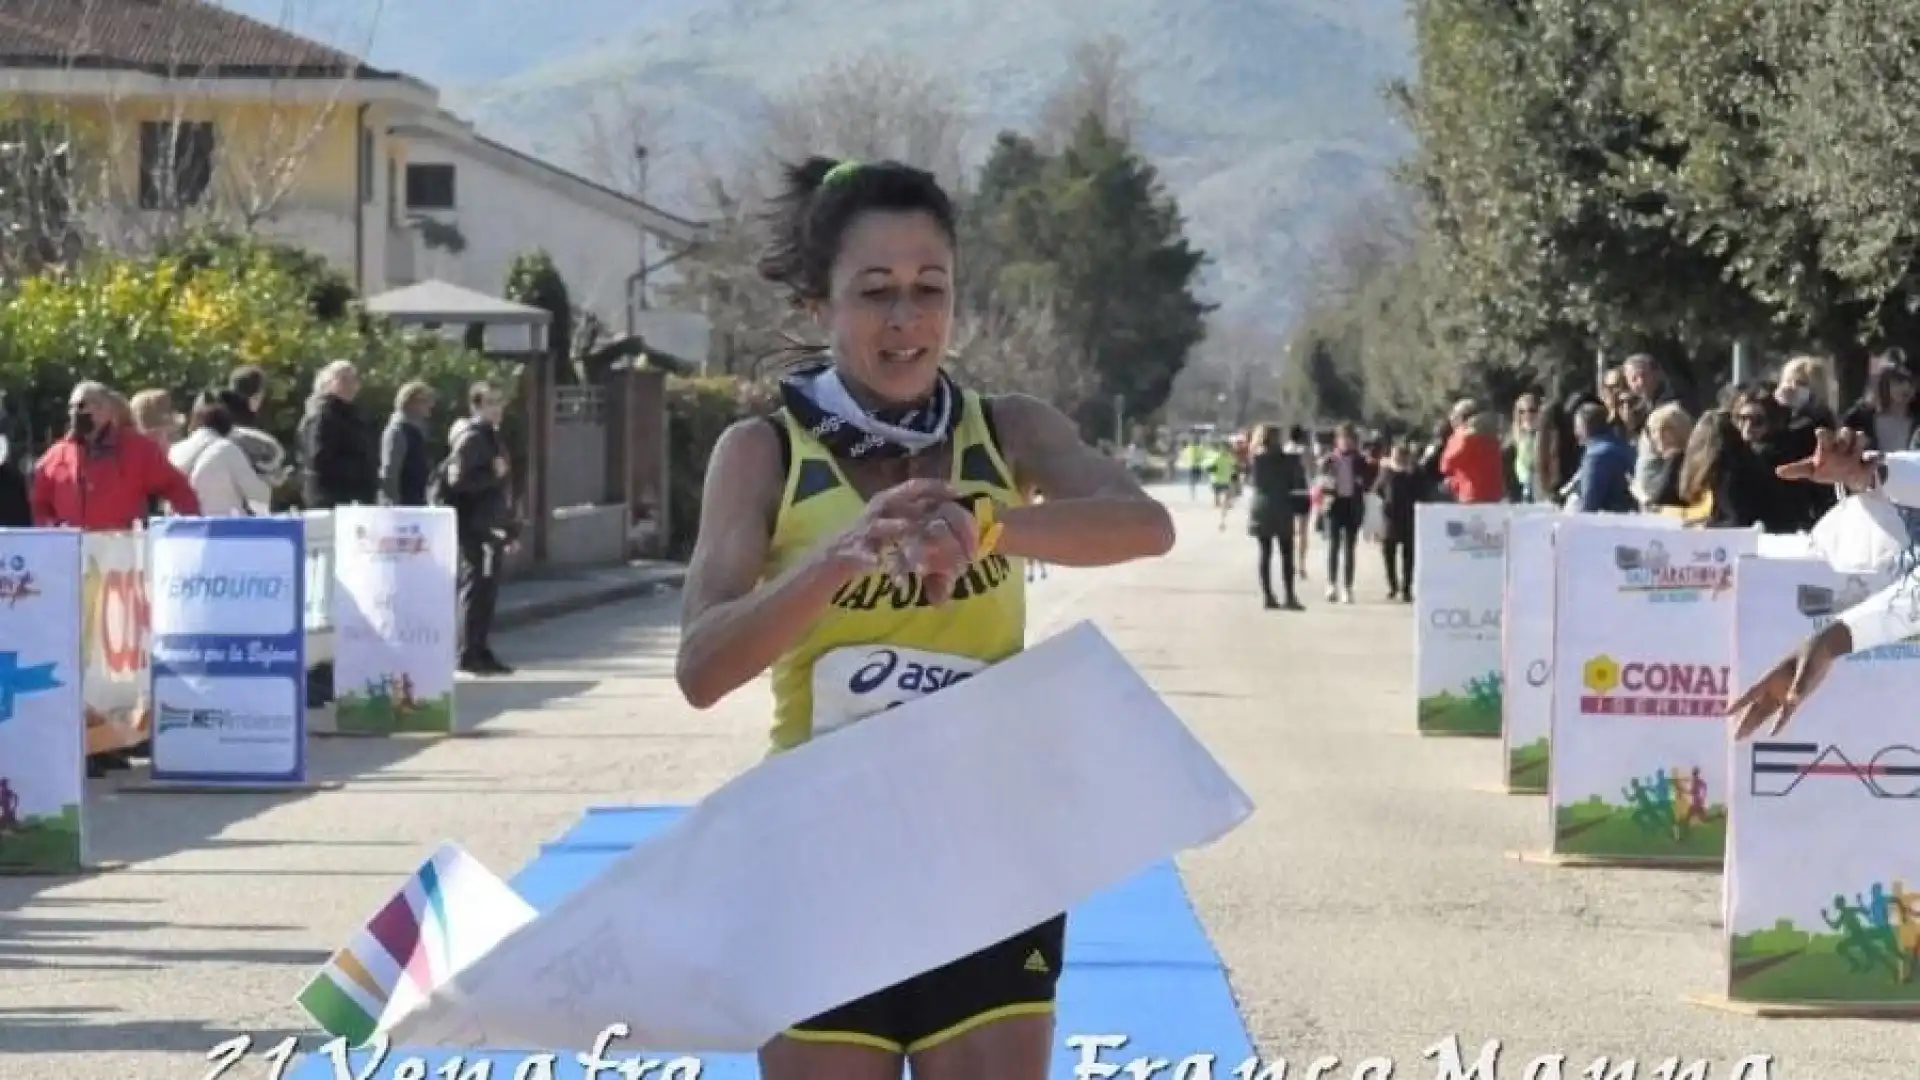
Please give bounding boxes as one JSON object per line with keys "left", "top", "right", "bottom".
{"left": 676, "top": 420, "right": 849, "bottom": 709}
{"left": 992, "top": 394, "right": 1174, "bottom": 566}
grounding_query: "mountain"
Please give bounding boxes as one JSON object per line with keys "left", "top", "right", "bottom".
{"left": 221, "top": 0, "right": 1413, "bottom": 326}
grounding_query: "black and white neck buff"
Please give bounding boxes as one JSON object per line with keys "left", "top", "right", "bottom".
{"left": 778, "top": 356, "right": 961, "bottom": 460}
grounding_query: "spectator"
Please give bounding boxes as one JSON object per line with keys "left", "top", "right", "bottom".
{"left": 32, "top": 381, "right": 200, "bottom": 529}
{"left": 1640, "top": 403, "right": 1693, "bottom": 510}
{"left": 0, "top": 392, "right": 29, "bottom": 528}
{"left": 1439, "top": 399, "right": 1506, "bottom": 503}
{"left": 1571, "top": 402, "right": 1637, "bottom": 513}
{"left": 1505, "top": 392, "right": 1539, "bottom": 502}
{"left": 444, "top": 381, "right": 517, "bottom": 676}
{"left": 222, "top": 364, "right": 289, "bottom": 491}
{"left": 170, "top": 393, "right": 271, "bottom": 516}
{"left": 1842, "top": 355, "right": 1919, "bottom": 453}
{"left": 1678, "top": 408, "right": 1768, "bottom": 528}
{"left": 227, "top": 365, "right": 267, "bottom": 426}
{"left": 129, "top": 389, "right": 179, "bottom": 447}
{"left": 1373, "top": 441, "right": 1419, "bottom": 603}
{"left": 1245, "top": 423, "right": 1306, "bottom": 610}
{"left": 1416, "top": 417, "right": 1453, "bottom": 501}
{"left": 1317, "top": 421, "right": 1373, "bottom": 604}
{"left": 1532, "top": 399, "right": 1582, "bottom": 506}
{"left": 1728, "top": 385, "right": 1811, "bottom": 533}
{"left": 380, "top": 381, "right": 437, "bottom": 507}
{"left": 1622, "top": 354, "right": 1681, "bottom": 409}
{"left": 1599, "top": 365, "right": 1628, "bottom": 421}
{"left": 1283, "top": 425, "right": 1313, "bottom": 582}
{"left": 298, "top": 359, "right": 378, "bottom": 509}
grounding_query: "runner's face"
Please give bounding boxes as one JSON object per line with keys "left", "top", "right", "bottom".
{"left": 825, "top": 210, "right": 954, "bottom": 406}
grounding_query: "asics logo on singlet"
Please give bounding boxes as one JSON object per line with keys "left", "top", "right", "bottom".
{"left": 848, "top": 648, "right": 977, "bottom": 697}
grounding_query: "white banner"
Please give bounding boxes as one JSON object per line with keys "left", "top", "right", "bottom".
{"left": 0, "top": 530, "right": 86, "bottom": 872}
{"left": 1501, "top": 514, "right": 1557, "bottom": 790}
{"left": 331, "top": 507, "right": 460, "bottom": 735}
{"left": 148, "top": 518, "right": 308, "bottom": 784}
{"left": 387, "top": 623, "right": 1254, "bottom": 1052}
{"left": 1503, "top": 515, "right": 1681, "bottom": 793}
{"left": 80, "top": 532, "right": 149, "bottom": 754}
{"left": 1728, "top": 556, "right": 1920, "bottom": 1004}
{"left": 1549, "top": 522, "right": 1754, "bottom": 862}
{"left": 1414, "top": 504, "right": 1546, "bottom": 735}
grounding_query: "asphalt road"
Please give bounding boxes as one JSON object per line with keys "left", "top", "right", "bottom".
{"left": 0, "top": 490, "right": 1910, "bottom": 1078}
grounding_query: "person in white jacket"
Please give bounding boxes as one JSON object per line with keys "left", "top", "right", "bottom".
{"left": 169, "top": 392, "right": 272, "bottom": 516}
{"left": 1731, "top": 426, "right": 1920, "bottom": 736}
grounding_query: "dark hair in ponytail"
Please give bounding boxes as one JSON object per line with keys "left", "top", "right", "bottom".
{"left": 756, "top": 156, "right": 958, "bottom": 304}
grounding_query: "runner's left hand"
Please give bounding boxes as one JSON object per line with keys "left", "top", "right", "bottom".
{"left": 1729, "top": 621, "right": 1851, "bottom": 738}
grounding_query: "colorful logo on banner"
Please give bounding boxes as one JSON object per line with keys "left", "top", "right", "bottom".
{"left": 1580, "top": 654, "right": 1728, "bottom": 717}
{"left": 0, "top": 555, "right": 38, "bottom": 607}
{"left": 1612, "top": 539, "right": 1732, "bottom": 603}
{"left": 1443, "top": 515, "right": 1503, "bottom": 559}
{"left": 353, "top": 523, "right": 429, "bottom": 560}
{"left": 0, "top": 652, "right": 62, "bottom": 725}
{"left": 1749, "top": 740, "right": 1920, "bottom": 799}
{"left": 1621, "top": 765, "right": 1718, "bottom": 841}
{"left": 1429, "top": 606, "right": 1500, "bottom": 641}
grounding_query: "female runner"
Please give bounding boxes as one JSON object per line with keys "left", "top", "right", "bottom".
{"left": 674, "top": 156, "right": 1175, "bottom": 1080}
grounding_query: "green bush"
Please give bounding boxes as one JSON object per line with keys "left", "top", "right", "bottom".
{"left": 0, "top": 238, "right": 494, "bottom": 459}
{"left": 665, "top": 374, "right": 774, "bottom": 557}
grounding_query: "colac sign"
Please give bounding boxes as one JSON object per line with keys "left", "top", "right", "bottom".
{"left": 1612, "top": 541, "right": 1732, "bottom": 602}
{"left": 1430, "top": 608, "right": 1500, "bottom": 632}
{"left": 1579, "top": 654, "right": 1728, "bottom": 717}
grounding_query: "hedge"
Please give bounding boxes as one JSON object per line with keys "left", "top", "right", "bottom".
{"left": 0, "top": 233, "right": 496, "bottom": 457}
{"left": 664, "top": 375, "right": 774, "bottom": 558}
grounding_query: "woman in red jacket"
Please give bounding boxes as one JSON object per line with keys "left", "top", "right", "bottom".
{"left": 1438, "top": 400, "right": 1507, "bottom": 504}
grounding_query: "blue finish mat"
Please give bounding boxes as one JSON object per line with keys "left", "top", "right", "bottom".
{"left": 289, "top": 805, "right": 1253, "bottom": 1079}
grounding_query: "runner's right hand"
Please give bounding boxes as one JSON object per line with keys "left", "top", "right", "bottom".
{"left": 827, "top": 479, "right": 978, "bottom": 602}
{"left": 1775, "top": 427, "right": 1873, "bottom": 489}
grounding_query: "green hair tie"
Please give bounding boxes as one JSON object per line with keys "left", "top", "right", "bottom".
{"left": 822, "top": 160, "right": 862, "bottom": 187}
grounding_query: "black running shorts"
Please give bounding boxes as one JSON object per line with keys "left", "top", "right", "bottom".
{"left": 783, "top": 915, "right": 1067, "bottom": 1054}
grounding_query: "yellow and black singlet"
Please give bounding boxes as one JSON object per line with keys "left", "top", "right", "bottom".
{"left": 764, "top": 389, "right": 1027, "bottom": 754}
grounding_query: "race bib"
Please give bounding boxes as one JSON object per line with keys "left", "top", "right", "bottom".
{"left": 811, "top": 645, "right": 988, "bottom": 736}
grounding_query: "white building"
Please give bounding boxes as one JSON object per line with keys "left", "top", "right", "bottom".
{"left": 385, "top": 111, "right": 709, "bottom": 362}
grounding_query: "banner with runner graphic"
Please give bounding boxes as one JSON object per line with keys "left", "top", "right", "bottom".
{"left": 1549, "top": 522, "right": 1756, "bottom": 862}
{"left": 0, "top": 530, "right": 86, "bottom": 872}
{"left": 1503, "top": 515, "right": 1681, "bottom": 794}
{"left": 1726, "top": 555, "right": 1920, "bottom": 1005}
{"left": 1501, "top": 514, "right": 1557, "bottom": 791}
{"left": 331, "top": 507, "right": 459, "bottom": 735}
{"left": 80, "top": 532, "right": 149, "bottom": 755}
{"left": 148, "top": 518, "right": 307, "bottom": 785}
{"left": 1414, "top": 504, "right": 1546, "bottom": 736}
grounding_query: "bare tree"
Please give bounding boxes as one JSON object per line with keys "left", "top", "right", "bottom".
{"left": 573, "top": 79, "right": 671, "bottom": 198}
{"left": 1166, "top": 319, "right": 1288, "bottom": 429}
{"left": 761, "top": 53, "right": 971, "bottom": 189}
{"left": 1036, "top": 35, "right": 1147, "bottom": 150}
{"left": 653, "top": 165, "right": 809, "bottom": 375}
{"left": 947, "top": 287, "right": 1096, "bottom": 412}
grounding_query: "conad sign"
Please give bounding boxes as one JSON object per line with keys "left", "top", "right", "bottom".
{"left": 81, "top": 533, "right": 150, "bottom": 754}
